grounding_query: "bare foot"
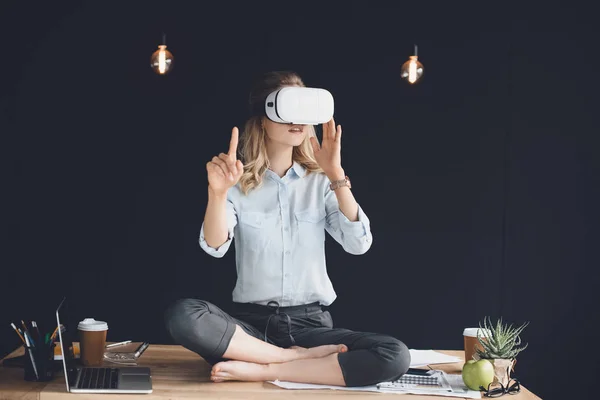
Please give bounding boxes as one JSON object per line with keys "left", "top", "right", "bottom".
{"left": 291, "top": 344, "right": 348, "bottom": 360}
{"left": 211, "top": 360, "right": 270, "bottom": 382}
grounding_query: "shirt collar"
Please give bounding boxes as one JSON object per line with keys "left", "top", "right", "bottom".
{"left": 265, "top": 161, "right": 307, "bottom": 182}
{"left": 292, "top": 161, "right": 307, "bottom": 178}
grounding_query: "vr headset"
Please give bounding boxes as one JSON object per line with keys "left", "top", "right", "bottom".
{"left": 252, "top": 87, "right": 334, "bottom": 125}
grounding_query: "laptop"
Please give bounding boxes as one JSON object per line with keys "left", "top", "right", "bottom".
{"left": 56, "top": 297, "right": 153, "bottom": 394}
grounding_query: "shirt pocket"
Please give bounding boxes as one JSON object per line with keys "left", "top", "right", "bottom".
{"left": 294, "top": 208, "right": 326, "bottom": 248}
{"left": 239, "top": 210, "right": 279, "bottom": 251}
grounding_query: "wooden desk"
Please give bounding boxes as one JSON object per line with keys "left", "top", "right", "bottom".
{"left": 1, "top": 345, "right": 541, "bottom": 400}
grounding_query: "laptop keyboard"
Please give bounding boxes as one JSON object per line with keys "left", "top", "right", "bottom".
{"left": 76, "top": 368, "right": 119, "bottom": 389}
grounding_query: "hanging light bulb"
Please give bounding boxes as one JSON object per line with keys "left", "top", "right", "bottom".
{"left": 150, "top": 33, "right": 174, "bottom": 75}
{"left": 401, "top": 44, "right": 424, "bottom": 84}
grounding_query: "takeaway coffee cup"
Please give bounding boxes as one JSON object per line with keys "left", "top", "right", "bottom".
{"left": 463, "top": 327, "right": 490, "bottom": 362}
{"left": 78, "top": 318, "right": 108, "bottom": 366}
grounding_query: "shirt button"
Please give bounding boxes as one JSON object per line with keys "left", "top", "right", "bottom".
{"left": 284, "top": 273, "right": 290, "bottom": 278}
{"left": 284, "top": 227, "right": 289, "bottom": 232}
{"left": 285, "top": 250, "right": 291, "bottom": 255}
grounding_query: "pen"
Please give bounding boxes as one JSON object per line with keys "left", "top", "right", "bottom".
{"left": 134, "top": 342, "right": 150, "bottom": 359}
{"left": 10, "top": 323, "right": 26, "bottom": 344}
{"left": 24, "top": 334, "right": 39, "bottom": 380}
{"left": 21, "top": 321, "right": 33, "bottom": 345}
{"left": 106, "top": 340, "right": 132, "bottom": 348}
{"left": 24, "top": 331, "right": 36, "bottom": 348}
{"left": 32, "top": 321, "right": 42, "bottom": 344}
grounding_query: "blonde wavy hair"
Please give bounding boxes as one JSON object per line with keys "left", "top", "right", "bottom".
{"left": 238, "top": 71, "right": 323, "bottom": 194}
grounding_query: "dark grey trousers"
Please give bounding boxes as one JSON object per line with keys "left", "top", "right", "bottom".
{"left": 164, "top": 298, "right": 411, "bottom": 387}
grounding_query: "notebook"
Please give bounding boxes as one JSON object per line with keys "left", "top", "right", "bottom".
{"left": 377, "top": 370, "right": 451, "bottom": 392}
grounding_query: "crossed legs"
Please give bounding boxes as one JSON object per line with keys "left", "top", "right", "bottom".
{"left": 164, "top": 298, "right": 410, "bottom": 386}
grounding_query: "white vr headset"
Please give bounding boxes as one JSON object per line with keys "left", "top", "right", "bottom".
{"left": 255, "top": 87, "right": 334, "bottom": 125}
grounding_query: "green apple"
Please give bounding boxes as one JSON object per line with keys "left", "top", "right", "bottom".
{"left": 461, "top": 359, "right": 495, "bottom": 391}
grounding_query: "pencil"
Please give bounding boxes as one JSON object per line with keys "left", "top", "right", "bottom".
{"left": 10, "top": 323, "right": 26, "bottom": 343}
{"left": 49, "top": 326, "right": 60, "bottom": 341}
{"left": 106, "top": 340, "right": 132, "bottom": 348}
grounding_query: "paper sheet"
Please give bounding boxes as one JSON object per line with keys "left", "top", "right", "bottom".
{"left": 269, "top": 375, "right": 481, "bottom": 398}
{"left": 268, "top": 380, "right": 380, "bottom": 392}
{"left": 269, "top": 373, "right": 481, "bottom": 398}
{"left": 267, "top": 350, "right": 474, "bottom": 397}
{"left": 443, "top": 374, "right": 482, "bottom": 399}
{"left": 410, "top": 349, "right": 463, "bottom": 367}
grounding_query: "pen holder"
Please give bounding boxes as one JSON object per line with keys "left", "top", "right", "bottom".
{"left": 24, "top": 343, "right": 55, "bottom": 382}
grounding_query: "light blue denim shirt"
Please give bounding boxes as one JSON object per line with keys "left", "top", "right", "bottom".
{"left": 199, "top": 161, "right": 372, "bottom": 307}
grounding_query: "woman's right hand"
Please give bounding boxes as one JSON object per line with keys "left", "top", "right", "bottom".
{"left": 206, "top": 127, "right": 244, "bottom": 196}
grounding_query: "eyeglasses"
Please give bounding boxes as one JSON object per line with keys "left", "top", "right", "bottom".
{"left": 479, "top": 367, "right": 521, "bottom": 398}
{"left": 480, "top": 378, "right": 520, "bottom": 397}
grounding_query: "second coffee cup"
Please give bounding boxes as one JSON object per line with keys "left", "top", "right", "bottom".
{"left": 78, "top": 318, "right": 108, "bottom": 366}
{"left": 463, "top": 327, "right": 490, "bottom": 362}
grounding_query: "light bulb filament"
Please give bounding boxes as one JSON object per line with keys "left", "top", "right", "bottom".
{"left": 408, "top": 56, "right": 418, "bottom": 84}
{"left": 158, "top": 45, "right": 167, "bottom": 74}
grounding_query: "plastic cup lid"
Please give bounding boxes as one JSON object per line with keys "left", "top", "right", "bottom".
{"left": 77, "top": 318, "right": 108, "bottom": 331}
{"left": 463, "top": 327, "right": 491, "bottom": 337}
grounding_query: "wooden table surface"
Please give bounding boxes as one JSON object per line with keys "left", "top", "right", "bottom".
{"left": 1, "top": 345, "right": 541, "bottom": 400}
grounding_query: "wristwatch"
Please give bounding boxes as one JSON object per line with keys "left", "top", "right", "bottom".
{"left": 329, "top": 176, "right": 351, "bottom": 190}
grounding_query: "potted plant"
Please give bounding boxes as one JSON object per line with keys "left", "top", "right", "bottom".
{"left": 474, "top": 316, "right": 529, "bottom": 387}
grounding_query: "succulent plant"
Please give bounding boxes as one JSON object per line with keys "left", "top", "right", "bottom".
{"left": 475, "top": 316, "right": 529, "bottom": 360}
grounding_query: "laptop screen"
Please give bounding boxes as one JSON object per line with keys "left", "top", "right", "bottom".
{"left": 55, "top": 297, "right": 79, "bottom": 392}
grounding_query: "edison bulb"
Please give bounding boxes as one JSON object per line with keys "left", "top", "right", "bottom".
{"left": 150, "top": 45, "right": 174, "bottom": 75}
{"left": 401, "top": 55, "right": 424, "bottom": 84}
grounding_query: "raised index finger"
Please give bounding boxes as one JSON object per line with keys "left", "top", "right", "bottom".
{"left": 228, "top": 127, "right": 239, "bottom": 159}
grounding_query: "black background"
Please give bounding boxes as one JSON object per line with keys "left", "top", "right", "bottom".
{"left": 2, "top": 1, "right": 598, "bottom": 399}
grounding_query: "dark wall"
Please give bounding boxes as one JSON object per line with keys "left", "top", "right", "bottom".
{"left": 2, "top": 1, "right": 598, "bottom": 399}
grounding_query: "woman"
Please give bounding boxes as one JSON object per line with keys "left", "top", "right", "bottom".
{"left": 164, "top": 71, "right": 410, "bottom": 387}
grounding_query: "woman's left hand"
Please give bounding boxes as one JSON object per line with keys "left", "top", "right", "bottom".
{"left": 310, "top": 118, "right": 345, "bottom": 179}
